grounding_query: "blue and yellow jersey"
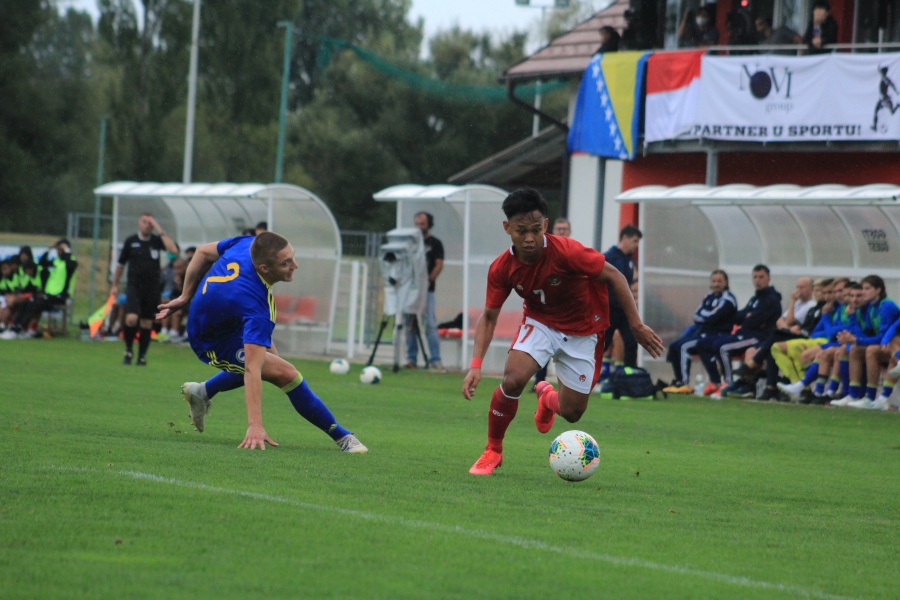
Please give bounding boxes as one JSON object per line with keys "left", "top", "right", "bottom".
{"left": 187, "top": 236, "right": 276, "bottom": 350}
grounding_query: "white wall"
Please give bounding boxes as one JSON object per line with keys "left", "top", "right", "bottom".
{"left": 566, "top": 155, "right": 624, "bottom": 252}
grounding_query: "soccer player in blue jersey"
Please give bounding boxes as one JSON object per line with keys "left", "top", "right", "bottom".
{"left": 156, "top": 232, "right": 367, "bottom": 452}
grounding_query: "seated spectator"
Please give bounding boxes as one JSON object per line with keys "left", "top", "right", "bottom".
{"left": 679, "top": 6, "right": 720, "bottom": 48}
{"left": 755, "top": 16, "right": 802, "bottom": 50}
{"left": 0, "top": 259, "right": 16, "bottom": 330}
{"left": 770, "top": 278, "right": 843, "bottom": 385}
{"left": 831, "top": 275, "right": 900, "bottom": 408}
{"left": 780, "top": 282, "right": 865, "bottom": 403}
{"left": 695, "top": 264, "right": 782, "bottom": 398}
{"left": 596, "top": 25, "right": 620, "bottom": 54}
{"left": 1, "top": 239, "right": 78, "bottom": 339}
{"left": 853, "top": 311, "right": 900, "bottom": 410}
{"left": 725, "top": 9, "right": 758, "bottom": 54}
{"left": 663, "top": 269, "right": 737, "bottom": 394}
{"left": 159, "top": 256, "right": 186, "bottom": 341}
{"left": 729, "top": 276, "right": 820, "bottom": 399}
{"left": 803, "top": 0, "right": 838, "bottom": 54}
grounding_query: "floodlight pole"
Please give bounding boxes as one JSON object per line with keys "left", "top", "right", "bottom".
{"left": 88, "top": 115, "right": 108, "bottom": 315}
{"left": 275, "top": 20, "right": 295, "bottom": 184}
{"left": 183, "top": 0, "right": 202, "bottom": 183}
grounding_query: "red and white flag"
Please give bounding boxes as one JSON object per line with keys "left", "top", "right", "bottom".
{"left": 644, "top": 50, "right": 704, "bottom": 142}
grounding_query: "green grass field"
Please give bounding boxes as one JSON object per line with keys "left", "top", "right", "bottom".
{"left": 2, "top": 339, "right": 897, "bottom": 599}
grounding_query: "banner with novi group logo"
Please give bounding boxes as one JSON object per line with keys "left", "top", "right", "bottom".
{"left": 691, "top": 52, "right": 900, "bottom": 142}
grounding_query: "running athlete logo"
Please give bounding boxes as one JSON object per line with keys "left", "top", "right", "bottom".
{"left": 236, "top": 349, "right": 245, "bottom": 363}
{"left": 579, "top": 374, "right": 586, "bottom": 382}
{"left": 203, "top": 262, "right": 240, "bottom": 293}
{"left": 872, "top": 66, "right": 898, "bottom": 132}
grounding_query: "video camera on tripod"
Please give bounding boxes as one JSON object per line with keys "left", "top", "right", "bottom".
{"left": 367, "top": 228, "right": 428, "bottom": 370}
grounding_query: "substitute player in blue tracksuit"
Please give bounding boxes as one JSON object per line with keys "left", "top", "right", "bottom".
{"left": 156, "top": 232, "right": 367, "bottom": 452}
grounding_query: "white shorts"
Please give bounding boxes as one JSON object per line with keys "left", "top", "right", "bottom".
{"left": 511, "top": 317, "right": 599, "bottom": 394}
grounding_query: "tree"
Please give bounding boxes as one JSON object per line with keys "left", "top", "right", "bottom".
{"left": 288, "top": 24, "right": 537, "bottom": 230}
{"left": 0, "top": 2, "right": 100, "bottom": 233}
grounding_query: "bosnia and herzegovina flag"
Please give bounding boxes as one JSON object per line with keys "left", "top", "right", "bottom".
{"left": 567, "top": 51, "right": 650, "bottom": 160}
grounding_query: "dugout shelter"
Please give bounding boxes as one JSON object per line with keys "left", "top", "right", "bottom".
{"left": 618, "top": 183, "right": 900, "bottom": 381}
{"left": 93, "top": 181, "right": 342, "bottom": 355}
{"left": 374, "top": 184, "right": 523, "bottom": 373}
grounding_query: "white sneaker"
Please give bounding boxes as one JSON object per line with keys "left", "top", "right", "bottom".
{"left": 0, "top": 329, "right": 19, "bottom": 340}
{"left": 887, "top": 361, "right": 900, "bottom": 380}
{"left": 181, "top": 382, "right": 211, "bottom": 432}
{"left": 829, "top": 395, "right": 856, "bottom": 407}
{"left": 336, "top": 434, "right": 368, "bottom": 453}
{"left": 868, "top": 396, "right": 890, "bottom": 411}
{"left": 777, "top": 381, "right": 805, "bottom": 401}
{"left": 847, "top": 398, "right": 874, "bottom": 409}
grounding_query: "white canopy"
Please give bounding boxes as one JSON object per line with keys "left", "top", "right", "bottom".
{"left": 615, "top": 183, "right": 900, "bottom": 377}
{"left": 374, "top": 184, "right": 519, "bottom": 372}
{"left": 94, "top": 181, "right": 342, "bottom": 356}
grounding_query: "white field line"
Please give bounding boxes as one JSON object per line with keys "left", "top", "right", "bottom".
{"left": 47, "top": 466, "right": 855, "bottom": 600}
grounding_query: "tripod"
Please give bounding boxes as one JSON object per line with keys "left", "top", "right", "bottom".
{"left": 366, "top": 313, "right": 429, "bottom": 372}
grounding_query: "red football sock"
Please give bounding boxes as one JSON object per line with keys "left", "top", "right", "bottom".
{"left": 541, "top": 386, "right": 560, "bottom": 415}
{"left": 486, "top": 386, "right": 519, "bottom": 453}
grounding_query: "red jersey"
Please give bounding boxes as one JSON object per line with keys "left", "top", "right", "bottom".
{"left": 485, "top": 235, "right": 610, "bottom": 336}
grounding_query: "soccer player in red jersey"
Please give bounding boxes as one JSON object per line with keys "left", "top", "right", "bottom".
{"left": 462, "top": 188, "right": 664, "bottom": 475}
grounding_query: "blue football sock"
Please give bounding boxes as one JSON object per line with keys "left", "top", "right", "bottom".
{"left": 802, "top": 364, "right": 819, "bottom": 386}
{"left": 839, "top": 360, "right": 850, "bottom": 395}
{"left": 865, "top": 386, "right": 878, "bottom": 400}
{"left": 283, "top": 375, "right": 349, "bottom": 440}
{"left": 826, "top": 378, "right": 840, "bottom": 394}
{"left": 848, "top": 382, "right": 861, "bottom": 399}
{"left": 205, "top": 371, "right": 244, "bottom": 399}
{"left": 813, "top": 377, "right": 827, "bottom": 395}
{"left": 882, "top": 383, "right": 894, "bottom": 398}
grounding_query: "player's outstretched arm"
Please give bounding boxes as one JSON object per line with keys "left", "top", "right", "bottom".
{"left": 462, "top": 308, "right": 500, "bottom": 400}
{"left": 598, "top": 263, "right": 664, "bottom": 358}
{"left": 156, "top": 241, "right": 219, "bottom": 319}
{"left": 238, "top": 343, "right": 278, "bottom": 450}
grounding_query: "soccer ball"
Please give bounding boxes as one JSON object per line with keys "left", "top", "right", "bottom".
{"left": 359, "top": 365, "right": 382, "bottom": 384}
{"left": 548, "top": 430, "right": 600, "bottom": 482}
{"left": 329, "top": 358, "right": 350, "bottom": 375}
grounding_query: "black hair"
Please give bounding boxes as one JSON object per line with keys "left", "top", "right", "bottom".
{"left": 813, "top": 0, "right": 831, "bottom": 10}
{"left": 619, "top": 224, "right": 642, "bottom": 240}
{"left": 598, "top": 26, "right": 620, "bottom": 52}
{"left": 501, "top": 188, "right": 548, "bottom": 219}
{"left": 415, "top": 211, "right": 434, "bottom": 230}
{"left": 752, "top": 264, "right": 770, "bottom": 276}
{"left": 255, "top": 221, "right": 268, "bottom": 231}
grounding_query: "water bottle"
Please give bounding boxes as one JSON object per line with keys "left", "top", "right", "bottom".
{"left": 694, "top": 374, "right": 705, "bottom": 396}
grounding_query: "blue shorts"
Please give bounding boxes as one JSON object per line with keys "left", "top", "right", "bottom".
{"left": 190, "top": 332, "right": 246, "bottom": 374}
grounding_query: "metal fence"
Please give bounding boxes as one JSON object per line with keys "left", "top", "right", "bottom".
{"left": 340, "top": 229, "right": 385, "bottom": 345}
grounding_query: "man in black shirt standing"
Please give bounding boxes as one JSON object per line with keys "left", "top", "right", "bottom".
{"left": 405, "top": 211, "right": 445, "bottom": 371}
{"left": 111, "top": 213, "right": 178, "bottom": 365}
{"left": 603, "top": 224, "right": 642, "bottom": 369}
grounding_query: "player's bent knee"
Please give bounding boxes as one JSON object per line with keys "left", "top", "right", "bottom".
{"left": 500, "top": 374, "right": 529, "bottom": 397}
{"left": 559, "top": 405, "right": 586, "bottom": 423}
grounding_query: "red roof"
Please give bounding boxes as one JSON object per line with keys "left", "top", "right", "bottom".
{"left": 502, "top": 0, "right": 629, "bottom": 82}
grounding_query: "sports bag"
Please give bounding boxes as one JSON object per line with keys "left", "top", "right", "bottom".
{"left": 609, "top": 366, "right": 658, "bottom": 399}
